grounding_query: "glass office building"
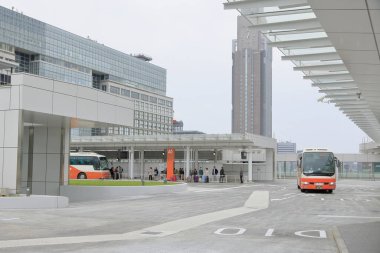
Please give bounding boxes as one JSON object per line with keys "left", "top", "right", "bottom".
{"left": 0, "top": 6, "right": 173, "bottom": 136}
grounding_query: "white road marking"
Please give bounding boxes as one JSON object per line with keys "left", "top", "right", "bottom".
{"left": 265, "top": 228, "right": 274, "bottom": 237}
{"left": 318, "top": 215, "right": 380, "bottom": 219}
{"left": 214, "top": 227, "right": 246, "bottom": 236}
{"left": 0, "top": 191, "right": 269, "bottom": 249}
{"left": 294, "top": 230, "right": 327, "bottom": 239}
{"left": 0, "top": 218, "right": 20, "bottom": 221}
{"left": 321, "top": 198, "right": 324, "bottom": 201}
{"left": 283, "top": 193, "right": 297, "bottom": 196}
{"left": 340, "top": 198, "right": 344, "bottom": 201}
{"left": 191, "top": 185, "right": 252, "bottom": 193}
{"left": 271, "top": 194, "right": 301, "bottom": 201}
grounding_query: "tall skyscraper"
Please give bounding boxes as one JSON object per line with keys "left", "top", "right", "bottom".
{"left": 232, "top": 16, "right": 272, "bottom": 137}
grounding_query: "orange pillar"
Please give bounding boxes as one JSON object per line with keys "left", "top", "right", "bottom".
{"left": 166, "top": 148, "right": 175, "bottom": 180}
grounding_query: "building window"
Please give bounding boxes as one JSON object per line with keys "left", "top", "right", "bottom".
{"left": 131, "top": 91, "right": 140, "bottom": 99}
{"left": 121, "top": 88, "right": 130, "bottom": 97}
{"left": 110, "top": 86, "right": 120, "bottom": 94}
{"left": 150, "top": 96, "right": 157, "bottom": 103}
{"left": 158, "top": 98, "right": 166, "bottom": 105}
{"left": 141, "top": 94, "right": 149, "bottom": 101}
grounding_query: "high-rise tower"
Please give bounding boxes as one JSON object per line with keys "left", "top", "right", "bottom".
{"left": 232, "top": 16, "right": 272, "bottom": 137}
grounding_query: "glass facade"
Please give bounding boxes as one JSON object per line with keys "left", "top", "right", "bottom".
{"left": 0, "top": 6, "right": 174, "bottom": 136}
{"left": 0, "top": 6, "right": 166, "bottom": 94}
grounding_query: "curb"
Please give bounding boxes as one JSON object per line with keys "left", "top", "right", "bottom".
{"left": 332, "top": 226, "right": 349, "bottom": 253}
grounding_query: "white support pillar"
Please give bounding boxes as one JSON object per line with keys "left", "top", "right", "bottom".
{"left": 185, "top": 146, "right": 190, "bottom": 178}
{"left": 248, "top": 150, "right": 253, "bottom": 182}
{"left": 194, "top": 149, "right": 199, "bottom": 170}
{"left": 129, "top": 147, "right": 134, "bottom": 179}
{"left": 140, "top": 150, "right": 144, "bottom": 180}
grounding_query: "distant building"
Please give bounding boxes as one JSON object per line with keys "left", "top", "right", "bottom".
{"left": 277, "top": 142, "right": 297, "bottom": 154}
{"left": 232, "top": 16, "right": 272, "bottom": 137}
{"left": 172, "top": 119, "right": 204, "bottom": 134}
{"left": 173, "top": 120, "right": 184, "bottom": 133}
{"left": 0, "top": 6, "right": 173, "bottom": 137}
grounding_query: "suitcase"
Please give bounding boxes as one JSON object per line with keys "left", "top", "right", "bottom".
{"left": 194, "top": 175, "right": 199, "bottom": 182}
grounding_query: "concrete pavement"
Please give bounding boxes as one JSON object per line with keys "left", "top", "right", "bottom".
{"left": 0, "top": 179, "right": 379, "bottom": 252}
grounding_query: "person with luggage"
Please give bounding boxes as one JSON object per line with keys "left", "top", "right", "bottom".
{"left": 204, "top": 167, "right": 209, "bottom": 183}
{"left": 193, "top": 168, "right": 199, "bottom": 183}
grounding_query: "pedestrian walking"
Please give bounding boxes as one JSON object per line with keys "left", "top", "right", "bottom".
{"left": 219, "top": 167, "right": 225, "bottom": 183}
{"left": 148, "top": 167, "right": 153, "bottom": 181}
{"left": 240, "top": 168, "right": 244, "bottom": 183}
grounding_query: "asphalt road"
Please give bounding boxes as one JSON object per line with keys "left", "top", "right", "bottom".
{"left": 0, "top": 179, "right": 379, "bottom": 253}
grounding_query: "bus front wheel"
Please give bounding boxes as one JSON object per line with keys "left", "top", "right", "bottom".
{"left": 77, "top": 173, "right": 87, "bottom": 179}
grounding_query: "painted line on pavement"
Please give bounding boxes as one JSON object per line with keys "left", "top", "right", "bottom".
{"left": 0, "top": 218, "right": 20, "bottom": 221}
{"left": 318, "top": 215, "right": 380, "bottom": 219}
{"left": 0, "top": 191, "right": 269, "bottom": 249}
{"left": 191, "top": 185, "right": 253, "bottom": 192}
{"left": 271, "top": 193, "right": 303, "bottom": 201}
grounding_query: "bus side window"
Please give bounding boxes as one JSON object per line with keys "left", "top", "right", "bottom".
{"left": 78, "top": 158, "right": 85, "bottom": 165}
{"left": 83, "top": 157, "right": 91, "bottom": 165}
{"left": 92, "top": 157, "right": 100, "bottom": 170}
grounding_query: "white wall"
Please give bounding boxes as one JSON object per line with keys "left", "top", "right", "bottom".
{"left": 11, "top": 74, "right": 134, "bottom": 127}
{"left": 0, "top": 86, "right": 22, "bottom": 192}
{"left": 1, "top": 73, "right": 138, "bottom": 195}
{"left": 20, "top": 126, "right": 69, "bottom": 195}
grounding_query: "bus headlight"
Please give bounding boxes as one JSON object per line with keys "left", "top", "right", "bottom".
{"left": 329, "top": 182, "right": 335, "bottom": 185}
{"left": 302, "top": 182, "right": 309, "bottom": 185}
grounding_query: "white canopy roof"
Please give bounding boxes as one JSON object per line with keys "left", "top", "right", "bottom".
{"left": 225, "top": 0, "right": 380, "bottom": 144}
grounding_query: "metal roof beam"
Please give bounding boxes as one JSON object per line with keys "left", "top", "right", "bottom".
{"left": 303, "top": 73, "right": 351, "bottom": 81}
{"left": 245, "top": 7, "right": 312, "bottom": 18}
{"left": 224, "top": 0, "right": 308, "bottom": 10}
{"left": 312, "top": 81, "right": 357, "bottom": 89}
{"left": 319, "top": 88, "right": 359, "bottom": 93}
{"left": 282, "top": 52, "right": 339, "bottom": 61}
{"left": 294, "top": 63, "right": 346, "bottom": 72}
{"left": 250, "top": 18, "right": 320, "bottom": 31}
{"left": 265, "top": 28, "right": 324, "bottom": 36}
{"left": 268, "top": 37, "right": 330, "bottom": 48}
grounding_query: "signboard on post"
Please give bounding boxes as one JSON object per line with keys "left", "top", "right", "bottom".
{"left": 166, "top": 148, "right": 175, "bottom": 180}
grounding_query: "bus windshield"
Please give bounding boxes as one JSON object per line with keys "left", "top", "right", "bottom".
{"left": 302, "top": 152, "right": 335, "bottom": 176}
{"left": 99, "top": 157, "right": 109, "bottom": 170}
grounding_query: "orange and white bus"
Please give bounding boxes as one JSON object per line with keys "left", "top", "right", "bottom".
{"left": 69, "top": 152, "right": 111, "bottom": 179}
{"left": 297, "top": 148, "right": 337, "bottom": 193}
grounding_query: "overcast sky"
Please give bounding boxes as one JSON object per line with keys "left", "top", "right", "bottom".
{"left": 0, "top": 0, "right": 369, "bottom": 153}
